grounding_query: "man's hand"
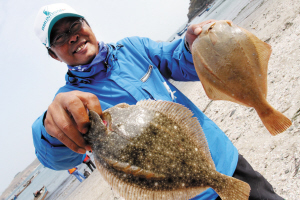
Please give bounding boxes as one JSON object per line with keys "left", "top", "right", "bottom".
{"left": 185, "top": 19, "right": 217, "bottom": 52}
{"left": 44, "top": 91, "right": 102, "bottom": 154}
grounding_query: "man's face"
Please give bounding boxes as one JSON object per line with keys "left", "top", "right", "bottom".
{"left": 50, "top": 17, "right": 99, "bottom": 66}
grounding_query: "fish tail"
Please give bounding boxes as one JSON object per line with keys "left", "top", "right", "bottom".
{"left": 256, "top": 103, "right": 292, "bottom": 135}
{"left": 214, "top": 175, "right": 250, "bottom": 200}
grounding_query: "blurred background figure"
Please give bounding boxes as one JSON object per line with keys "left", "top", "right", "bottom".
{"left": 83, "top": 154, "right": 96, "bottom": 172}
{"left": 68, "top": 167, "right": 86, "bottom": 182}
{"left": 83, "top": 169, "right": 91, "bottom": 178}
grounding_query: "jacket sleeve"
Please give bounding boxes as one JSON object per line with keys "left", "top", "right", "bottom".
{"left": 32, "top": 111, "right": 85, "bottom": 170}
{"left": 126, "top": 36, "right": 199, "bottom": 81}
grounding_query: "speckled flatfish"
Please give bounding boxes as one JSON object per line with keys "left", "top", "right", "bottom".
{"left": 192, "top": 20, "right": 292, "bottom": 135}
{"left": 84, "top": 100, "right": 250, "bottom": 200}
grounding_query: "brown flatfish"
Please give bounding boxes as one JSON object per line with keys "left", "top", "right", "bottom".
{"left": 84, "top": 100, "right": 250, "bottom": 200}
{"left": 192, "top": 20, "right": 292, "bottom": 135}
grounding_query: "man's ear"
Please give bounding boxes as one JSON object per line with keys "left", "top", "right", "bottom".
{"left": 47, "top": 48, "right": 62, "bottom": 62}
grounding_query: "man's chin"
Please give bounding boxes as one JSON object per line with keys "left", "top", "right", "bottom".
{"left": 79, "top": 54, "right": 97, "bottom": 66}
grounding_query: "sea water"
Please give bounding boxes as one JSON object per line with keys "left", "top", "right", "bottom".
{"left": 6, "top": 158, "right": 90, "bottom": 200}
{"left": 170, "top": 0, "right": 263, "bottom": 41}
{"left": 7, "top": 0, "right": 263, "bottom": 199}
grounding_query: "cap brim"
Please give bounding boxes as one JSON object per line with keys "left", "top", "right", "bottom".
{"left": 47, "top": 13, "right": 84, "bottom": 47}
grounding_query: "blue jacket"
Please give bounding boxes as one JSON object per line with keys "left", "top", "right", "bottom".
{"left": 32, "top": 36, "right": 238, "bottom": 199}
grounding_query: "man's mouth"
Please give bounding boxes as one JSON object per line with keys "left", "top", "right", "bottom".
{"left": 73, "top": 42, "right": 87, "bottom": 54}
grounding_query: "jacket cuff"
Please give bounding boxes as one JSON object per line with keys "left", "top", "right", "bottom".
{"left": 37, "top": 112, "right": 64, "bottom": 146}
{"left": 184, "top": 37, "right": 191, "bottom": 54}
{"left": 182, "top": 37, "right": 193, "bottom": 63}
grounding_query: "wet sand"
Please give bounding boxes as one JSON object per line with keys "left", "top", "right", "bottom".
{"left": 64, "top": 0, "right": 300, "bottom": 199}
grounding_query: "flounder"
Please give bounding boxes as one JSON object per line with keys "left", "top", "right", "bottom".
{"left": 192, "top": 20, "right": 292, "bottom": 135}
{"left": 84, "top": 100, "right": 250, "bottom": 200}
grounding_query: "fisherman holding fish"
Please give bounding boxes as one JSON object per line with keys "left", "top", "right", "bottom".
{"left": 32, "top": 3, "right": 283, "bottom": 200}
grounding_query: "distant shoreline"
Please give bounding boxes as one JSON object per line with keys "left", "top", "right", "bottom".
{"left": 0, "top": 159, "right": 40, "bottom": 200}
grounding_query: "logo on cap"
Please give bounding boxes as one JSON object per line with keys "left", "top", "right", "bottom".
{"left": 43, "top": 8, "right": 51, "bottom": 16}
{"left": 41, "top": 8, "right": 66, "bottom": 31}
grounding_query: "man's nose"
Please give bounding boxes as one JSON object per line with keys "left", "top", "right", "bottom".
{"left": 69, "top": 34, "right": 79, "bottom": 44}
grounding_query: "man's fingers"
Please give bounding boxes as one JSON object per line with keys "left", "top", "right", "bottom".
{"left": 78, "top": 92, "right": 102, "bottom": 116}
{"left": 45, "top": 111, "right": 86, "bottom": 154}
{"left": 54, "top": 130, "right": 86, "bottom": 154}
{"left": 47, "top": 105, "right": 87, "bottom": 151}
{"left": 56, "top": 111, "right": 87, "bottom": 148}
{"left": 187, "top": 24, "right": 202, "bottom": 36}
{"left": 61, "top": 94, "right": 90, "bottom": 134}
{"left": 187, "top": 20, "right": 217, "bottom": 36}
{"left": 185, "top": 19, "right": 218, "bottom": 53}
{"left": 44, "top": 91, "right": 102, "bottom": 153}
{"left": 194, "top": 27, "right": 202, "bottom": 35}
{"left": 63, "top": 91, "right": 102, "bottom": 134}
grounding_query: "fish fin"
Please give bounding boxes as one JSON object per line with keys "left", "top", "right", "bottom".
{"left": 96, "top": 157, "right": 209, "bottom": 200}
{"left": 137, "top": 100, "right": 216, "bottom": 169}
{"left": 199, "top": 75, "right": 250, "bottom": 107}
{"left": 205, "top": 20, "right": 218, "bottom": 45}
{"left": 214, "top": 174, "right": 250, "bottom": 200}
{"left": 115, "top": 103, "right": 130, "bottom": 108}
{"left": 241, "top": 27, "right": 272, "bottom": 94}
{"left": 102, "top": 156, "right": 166, "bottom": 180}
{"left": 242, "top": 27, "right": 272, "bottom": 65}
{"left": 256, "top": 102, "right": 292, "bottom": 135}
{"left": 209, "top": 31, "right": 218, "bottom": 45}
{"left": 95, "top": 158, "right": 209, "bottom": 200}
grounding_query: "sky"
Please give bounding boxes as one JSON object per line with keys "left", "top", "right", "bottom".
{"left": 0, "top": 0, "right": 190, "bottom": 194}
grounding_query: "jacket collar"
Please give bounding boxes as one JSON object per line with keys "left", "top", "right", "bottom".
{"left": 67, "top": 41, "right": 108, "bottom": 73}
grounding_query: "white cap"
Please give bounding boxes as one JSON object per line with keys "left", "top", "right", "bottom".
{"left": 34, "top": 3, "right": 83, "bottom": 47}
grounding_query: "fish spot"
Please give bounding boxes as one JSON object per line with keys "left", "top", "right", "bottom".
{"left": 167, "top": 178, "right": 174, "bottom": 183}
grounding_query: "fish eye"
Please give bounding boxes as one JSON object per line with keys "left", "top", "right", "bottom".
{"left": 208, "top": 23, "right": 216, "bottom": 31}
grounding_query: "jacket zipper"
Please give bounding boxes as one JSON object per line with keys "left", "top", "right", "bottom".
{"left": 140, "top": 65, "right": 153, "bottom": 82}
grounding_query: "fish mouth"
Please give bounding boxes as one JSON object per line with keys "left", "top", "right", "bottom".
{"left": 102, "top": 120, "right": 108, "bottom": 127}
{"left": 208, "top": 22, "right": 216, "bottom": 30}
{"left": 203, "top": 20, "right": 233, "bottom": 33}
{"left": 101, "top": 113, "right": 112, "bottom": 131}
{"left": 202, "top": 22, "right": 216, "bottom": 33}
{"left": 224, "top": 20, "right": 233, "bottom": 26}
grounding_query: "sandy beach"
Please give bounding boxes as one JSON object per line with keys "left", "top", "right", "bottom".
{"left": 63, "top": 0, "right": 300, "bottom": 199}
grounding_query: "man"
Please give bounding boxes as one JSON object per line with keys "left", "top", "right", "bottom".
{"left": 83, "top": 169, "right": 91, "bottom": 178}
{"left": 82, "top": 154, "right": 96, "bottom": 172}
{"left": 68, "top": 167, "right": 86, "bottom": 182}
{"left": 32, "top": 3, "right": 283, "bottom": 200}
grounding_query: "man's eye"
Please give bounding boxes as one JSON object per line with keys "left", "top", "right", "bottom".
{"left": 70, "top": 22, "right": 81, "bottom": 32}
{"left": 54, "top": 34, "right": 65, "bottom": 43}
